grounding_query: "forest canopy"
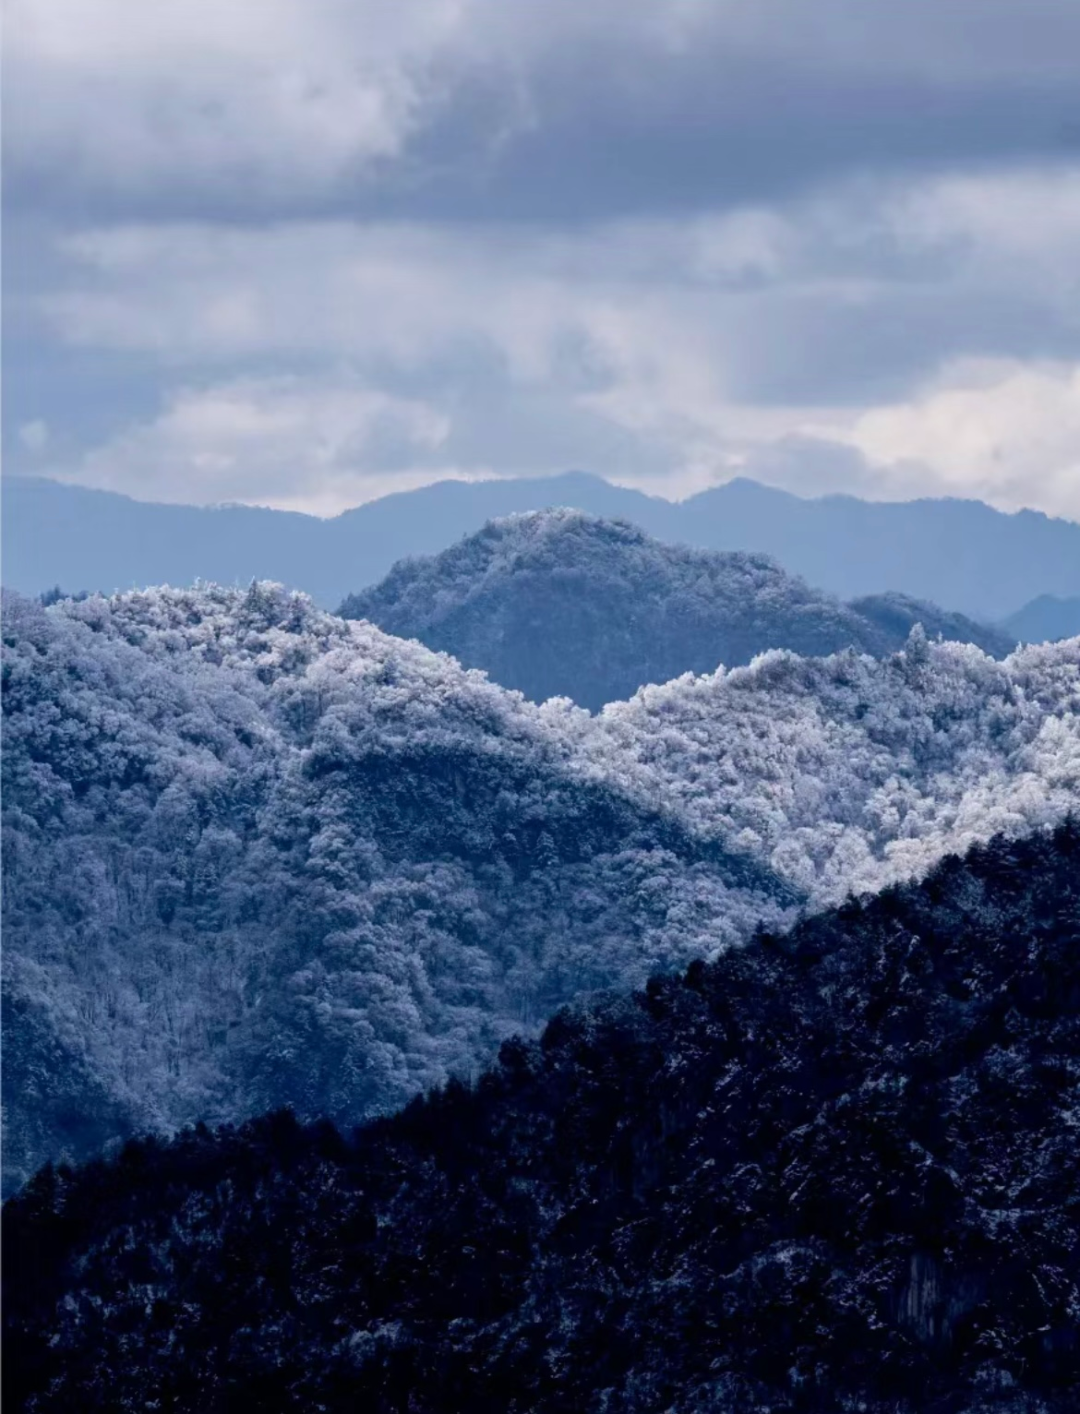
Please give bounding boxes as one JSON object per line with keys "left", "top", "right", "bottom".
{"left": 3, "top": 584, "right": 1077, "bottom": 1192}
{"left": 6, "top": 821, "right": 1078, "bottom": 1412}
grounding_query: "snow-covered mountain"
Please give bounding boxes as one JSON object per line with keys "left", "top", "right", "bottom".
{"left": 3, "top": 584, "right": 1077, "bottom": 1190}
{"left": 340, "top": 511, "right": 1016, "bottom": 709}
{"left": 0, "top": 584, "right": 792, "bottom": 1193}
{"left": 579, "top": 628, "right": 1080, "bottom": 906}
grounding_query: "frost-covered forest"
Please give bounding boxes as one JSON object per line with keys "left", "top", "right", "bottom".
{"left": 1, "top": 584, "right": 791, "bottom": 1191}
{"left": 6, "top": 822, "right": 1079, "bottom": 1413}
{"left": 340, "top": 511, "right": 1016, "bottom": 709}
{"left": 580, "top": 630, "right": 1080, "bottom": 905}
{"left": 2, "top": 583, "right": 1077, "bottom": 1190}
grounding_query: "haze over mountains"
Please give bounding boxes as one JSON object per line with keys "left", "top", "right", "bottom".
{"left": 6, "top": 472, "right": 1080, "bottom": 623}
{"left": 1005, "top": 595, "right": 1080, "bottom": 646}
{"left": 341, "top": 511, "right": 1015, "bottom": 709}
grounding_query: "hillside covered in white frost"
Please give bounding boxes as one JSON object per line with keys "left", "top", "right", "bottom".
{"left": 1, "top": 584, "right": 790, "bottom": 1192}
{"left": 3, "top": 583, "right": 1077, "bottom": 1192}
{"left": 571, "top": 628, "right": 1080, "bottom": 906}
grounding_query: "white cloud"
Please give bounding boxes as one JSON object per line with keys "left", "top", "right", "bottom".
{"left": 18, "top": 420, "right": 50, "bottom": 452}
{"left": 53, "top": 373, "right": 459, "bottom": 514}
{"left": 4, "top": 0, "right": 454, "bottom": 206}
{"left": 825, "top": 360, "right": 1080, "bottom": 519}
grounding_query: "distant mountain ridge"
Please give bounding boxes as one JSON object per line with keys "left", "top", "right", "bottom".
{"left": 340, "top": 510, "right": 1015, "bottom": 709}
{"left": 5, "top": 472, "right": 1079, "bottom": 620}
{"left": 1005, "top": 594, "right": 1080, "bottom": 644}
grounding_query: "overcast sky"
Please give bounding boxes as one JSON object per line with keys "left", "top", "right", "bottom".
{"left": 5, "top": 0, "right": 1080, "bottom": 518}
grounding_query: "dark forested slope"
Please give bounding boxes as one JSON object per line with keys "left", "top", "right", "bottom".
{"left": 340, "top": 511, "right": 1014, "bottom": 708}
{"left": 6, "top": 822, "right": 1079, "bottom": 1414}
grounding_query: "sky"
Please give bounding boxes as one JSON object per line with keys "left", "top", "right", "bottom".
{"left": 5, "top": 0, "right": 1080, "bottom": 519}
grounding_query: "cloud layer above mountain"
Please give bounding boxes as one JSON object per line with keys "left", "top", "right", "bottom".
{"left": 6, "top": 1, "right": 1080, "bottom": 517}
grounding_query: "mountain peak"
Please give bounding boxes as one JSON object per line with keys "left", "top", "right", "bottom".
{"left": 341, "top": 514, "right": 1013, "bottom": 710}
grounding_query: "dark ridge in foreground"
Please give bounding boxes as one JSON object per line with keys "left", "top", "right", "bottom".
{"left": 5, "top": 822, "right": 1079, "bottom": 1413}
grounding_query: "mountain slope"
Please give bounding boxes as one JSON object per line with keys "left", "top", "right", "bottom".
{"left": 848, "top": 590, "right": 1015, "bottom": 656}
{"left": 583, "top": 630, "right": 1080, "bottom": 906}
{"left": 6, "top": 822, "right": 1079, "bottom": 1414}
{"left": 4, "top": 588, "right": 1077, "bottom": 1191}
{"left": 5, "top": 471, "right": 1079, "bottom": 619}
{"left": 1005, "top": 594, "right": 1080, "bottom": 645}
{"left": 688, "top": 476, "right": 1080, "bottom": 621}
{"left": 339, "top": 511, "right": 1015, "bottom": 708}
{"left": 0, "top": 584, "right": 792, "bottom": 1193}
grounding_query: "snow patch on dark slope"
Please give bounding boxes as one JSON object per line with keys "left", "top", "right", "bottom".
{"left": 6, "top": 822, "right": 1079, "bottom": 1413}
{"left": 339, "top": 510, "right": 1016, "bottom": 710}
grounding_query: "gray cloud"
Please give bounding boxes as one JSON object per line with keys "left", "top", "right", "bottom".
{"left": 5, "top": 0, "right": 1080, "bottom": 521}
{"left": 7, "top": 1, "right": 1080, "bottom": 224}
{"left": 24, "top": 171, "right": 1080, "bottom": 398}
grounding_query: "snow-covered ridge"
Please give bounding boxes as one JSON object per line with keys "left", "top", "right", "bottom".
{"left": 2, "top": 583, "right": 1077, "bottom": 1190}
{"left": 11, "top": 580, "right": 1078, "bottom": 910}
{"left": 1, "top": 584, "right": 783, "bottom": 1189}
{"left": 579, "top": 631, "right": 1080, "bottom": 904}
{"left": 35, "top": 581, "right": 1078, "bottom": 905}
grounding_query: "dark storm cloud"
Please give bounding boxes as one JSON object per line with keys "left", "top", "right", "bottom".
{"left": 7, "top": 1, "right": 1080, "bottom": 225}
{"left": 396, "top": 54, "right": 1080, "bottom": 226}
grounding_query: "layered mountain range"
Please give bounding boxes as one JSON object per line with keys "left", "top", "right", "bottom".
{"left": 6, "top": 471, "right": 1080, "bottom": 621}
{"left": 6, "top": 821, "right": 1078, "bottom": 1412}
{"left": 340, "top": 510, "right": 1015, "bottom": 709}
{"left": 4, "top": 583, "right": 1077, "bottom": 1193}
